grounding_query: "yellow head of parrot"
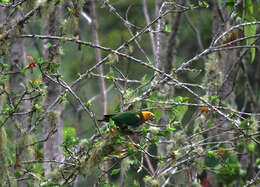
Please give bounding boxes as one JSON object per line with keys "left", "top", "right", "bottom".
{"left": 141, "top": 111, "right": 155, "bottom": 121}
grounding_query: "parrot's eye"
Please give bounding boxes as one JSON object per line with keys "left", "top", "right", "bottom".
{"left": 149, "top": 113, "right": 155, "bottom": 120}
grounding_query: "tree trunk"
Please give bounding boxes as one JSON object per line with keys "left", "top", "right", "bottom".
{"left": 204, "top": 1, "right": 239, "bottom": 186}
{"left": 42, "top": 2, "right": 63, "bottom": 178}
{"left": 5, "top": 2, "right": 35, "bottom": 186}
{"left": 89, "top": 0, "right": 108, "bottom": 182}
{"left": 155, "top": 0, "right": 184, "bottom": 166}
{"left": 89, "top": 0, "right": 107, "bottom": 120}
{"left": 0, "top": 7, "right": 13, "bottom": 187}
{"left": 154, "top": 1, "right": 170, "bottom": 185}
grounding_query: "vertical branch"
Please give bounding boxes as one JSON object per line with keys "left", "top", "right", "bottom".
{"left": 155, "top": 0, "right": 167, "bottom": 70}
{"left": 184, "top": 12, "right": 204, "bottom": 52}
{"left": 166, "top": 0, "right": 185, "bottom": 73}
{"left": 42, "top": 2, "right": 63, "bottom": 178}
{"left": 142, "top": 0, "right": 156, "bottom": 56}
{"left": 144, "top": 151, "right": 155, "bottom": 174}
{"left": 6, "top": 2, "right": 34, "bottom": 186}
{"left": 203, "top": 0, "right": 239, "bottom": 185}
{"left": 0, "top": 7, "right": 13, "bottom": 187}
{"left": 89, "top": 0, "right": 108, "bottom": 182}
{"left": 89, "top": 0, "right": 107, "bottom": 116}
{"left": 154, "top": 1, "right": 170, "bottom": 182}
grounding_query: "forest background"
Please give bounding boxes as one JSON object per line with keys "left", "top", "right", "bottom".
{"left": 0, "top": 0, "right": 260, "bottom": 186}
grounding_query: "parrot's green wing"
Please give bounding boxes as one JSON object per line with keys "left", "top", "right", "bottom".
{"left": 111, "top": 111, "right": 144, "bottom": 128}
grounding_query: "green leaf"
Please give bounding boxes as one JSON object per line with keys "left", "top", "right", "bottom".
{"left": 154, "top": 109, "right": 163, "bottom": 122}
{"left": 0, "top": 62, "right": 8, "bottom": 68}
{"left": 173, "top": 105, "right": 188, "bottom": 121}
{"left": 109, "top": 119, "right": 116, "bottom": 128}
{"left": 255, "top": 158, "right": 260, "bottom": 167}
{"left": 247, "top": 142, "right": 255, "bottom": 153}
{"left": 146, "top": 100, "right": 153, "bottom": 109}
{"left": 60, "top": 93, "right": 67, "bottom": 103}
{"left": 222, "top": 0, "right": 234, "bottom": 11}
{"left": 103, "top": 156, "right": 109, "bottom": 161}
{"left": 166, "top": 124, "right": 176, "bottom": 131}
{"left": 210, "top": 95, "right": 219, "bottom": 104}
{"left": 245, "top": 0, "right": 254, "bottom": 15}
{"left": 173, "top": 150, "right": 181, "bottom": 157}
{"left": 207, "top": 151, "right": 214, "bottom": 156}
{"left": 100, "top": 128, "right": 105, "bottom": 135}
{"left": 86, "top": 100, "right": 92, "bottom": 107}
{"left": 105, "top": 71, "right": 114, "bottom": 80}
{"left": 77, "top": 72, "right": 81, "bottom": 78}
{"left": 63, "top": 127, "right": 77, "bottom": 147}
{"left": 14, "top": 171, "right": 23, "bottom": 177}
{"left": 188, "top": 3, "right": 194, "bottom": 9}
{"left": 17, "top": 5, "right": 23, "bottom": 11}
{"left": 174, "top": 96, "right": 189, "bottom": 103}
{"left": 239, "top": 118, "right": 249, "bottom": 127}
{"left": 203, "top": 1, "right": 209, "bottom": 8}
{"left": 158, "top": 152, "right": 165, "bottom": 161}
{"left": 164, "top": 25, "right": 171, "bottom": 33}
{"left": 34, "top": 104, "right": 40, "bottom": 110}
{"left": 154, "top": 136, "right": 160, "bottom": 145}
{"left": 168, "top": 110, "right": 175, "bottom": 121}
{"left": 114, "top": 102, "right": 120, "bottom": 112}
{"left": 47, "top": 42, "right": 52, "bottom": 48}
{"left": 244, "top": 19, "right": 257, "bottom": 63}
{"left": 105, "top": 61, "right": 113, "bottom": 65}
{"left": 159, "top": 130, "right": 171, "bottom": 137}
{"left": 221, "top": 102, "right": 228, "bottom": 107}
{"left": 141, "top": 126, "right": 148, "bottom": 135}
{"left": 62, "top": 19, "right": 68, "bottom": 25}
{"left": 248, "top": 119, "right": 254, "bottom": 129}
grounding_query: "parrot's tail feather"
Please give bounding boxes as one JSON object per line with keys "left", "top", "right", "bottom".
{"left": 98, "top": 115, "right": 113, "bottom": 122}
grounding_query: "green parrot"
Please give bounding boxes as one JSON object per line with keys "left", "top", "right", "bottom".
{"left": 99, "top": 111, "right": 154, "bottom": 132}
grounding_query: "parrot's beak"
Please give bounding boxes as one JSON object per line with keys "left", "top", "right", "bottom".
{"left": 150, "top": 113, "right": 155, "bottom": 121}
